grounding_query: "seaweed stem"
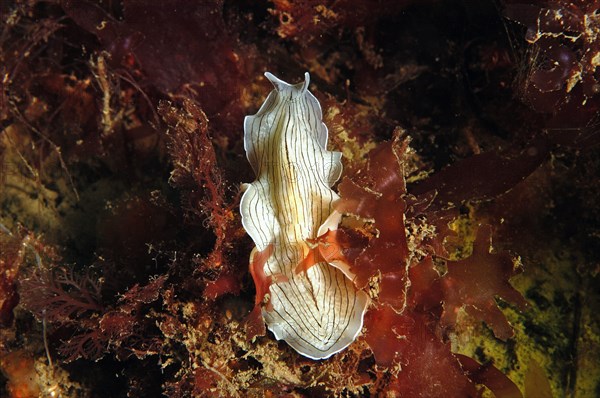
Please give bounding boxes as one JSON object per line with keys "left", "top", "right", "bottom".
{"left": 202, "top": 362, "right": 239, "bottom": 397}
{"left": 0, "top": 223, "right": 54, "bottom": 368}
{"left": 7, "top": 102, "right": 80, "bottom": 201}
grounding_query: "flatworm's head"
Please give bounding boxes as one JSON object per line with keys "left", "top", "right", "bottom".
{"left": 243, "top": 72, "right": 332, "bottom": 179}
{"left": 264, "top": 71, "right": 310, "bottom": 98}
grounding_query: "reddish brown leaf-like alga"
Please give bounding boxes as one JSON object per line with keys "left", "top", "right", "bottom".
{"left": 338, "top": 133, "right": 527, "bottom": 396}
{"left": 338, "top": 133, "right": 410, "bottom": 310}
{"left": 440, "top": 225, "right": 528, "bottom": 339}
{"left": 365, "top": 307, "right": 479, "bottom": 397}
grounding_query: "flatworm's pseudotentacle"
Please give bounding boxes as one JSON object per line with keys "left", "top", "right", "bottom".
{"left": 240, "top": 72, "right": 369, "bottom": 359}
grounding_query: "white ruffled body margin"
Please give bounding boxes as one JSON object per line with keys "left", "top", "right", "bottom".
{"left": 240, "top": 72, "right": 369, "bottom": 359}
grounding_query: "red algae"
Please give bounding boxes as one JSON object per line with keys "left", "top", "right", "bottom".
{"left": 410, "top": 139, "right": 550, "bottom": 208}
{"left": 370, "top": 310, "right": 479, "bottom": 397}
{"left": 338, "top": 133, "right": 410, "bottom": 295}
{"left": 335, "top": 133, "right": 528, "bottom": 396}
{"left": 440, "top": 226, "right": 528, "bottom": 340}
{"left": 457, "top": 354, "right": 522, "bottom": 398}
{"left": 245, "top": 244, "right": 274, "bottom": 340}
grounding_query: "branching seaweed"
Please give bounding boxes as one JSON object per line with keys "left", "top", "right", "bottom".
{"left": 20, "top": 267, "right": 103, "bottom": 323}
{"left": 159, "top": 99, "right": 239, "bottom": 273}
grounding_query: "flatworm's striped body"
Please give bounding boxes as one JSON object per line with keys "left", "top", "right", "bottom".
{"left": 240, "top": 72, "right": 368, "bottom": 359}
